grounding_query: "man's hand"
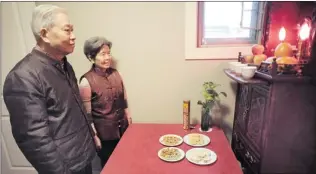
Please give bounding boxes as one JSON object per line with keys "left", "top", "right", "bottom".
{"left": 94, "top": 136, "right": 102, "bottom": 150}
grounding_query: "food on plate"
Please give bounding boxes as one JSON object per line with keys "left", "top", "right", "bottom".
{"left": 189, "top": 134, "right": 205, "bottom": 145}
{"left": 162, "top": 135, "right": 181, "bottom": 146}
{"left": 252, "top": 44, "right": 265, "bottom": 55}
{"left": 159, "top": 147, "right": 181, "bottom": 160}
{"left": 189, "top": 150, "right": 212, "bottom": 164}
{"left": 253, "top": 54, "right": 267, "bottom": 65}
{"left": 265, "top": 56, "right": 298, "bottom": 65}
{"left": 276, "top": 56, "right": 298, "bottom": 65}
{"left": 265, "top": 56, "right": 276, "bottom": 63}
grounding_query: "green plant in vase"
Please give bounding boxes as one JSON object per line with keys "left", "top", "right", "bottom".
{"left": 197, "top": 81, "right": 227, "bottom": 131}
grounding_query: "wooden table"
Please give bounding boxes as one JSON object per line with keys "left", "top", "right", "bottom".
{"left": 101, "top": 123, "right": 243, "bottom": 174}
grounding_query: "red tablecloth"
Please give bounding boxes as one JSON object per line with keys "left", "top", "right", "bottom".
{"left": 101, "top": 124, "right": 242, "bottom": 174}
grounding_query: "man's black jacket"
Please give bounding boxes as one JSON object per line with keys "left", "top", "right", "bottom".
{"left": 3, "top": 48, "right": 96, "bottom": 174}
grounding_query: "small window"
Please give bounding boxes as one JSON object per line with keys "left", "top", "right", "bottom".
{"left": 198, "top": 1, "right": 265, "bottom": 46}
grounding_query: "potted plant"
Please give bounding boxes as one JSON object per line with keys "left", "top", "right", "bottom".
{"left": 197, "top": 81, "right": 227, "bottom": 131}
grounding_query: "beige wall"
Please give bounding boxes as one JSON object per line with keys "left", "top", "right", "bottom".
{"left": 3, "top": 2, "right": 237, "bottom": 140}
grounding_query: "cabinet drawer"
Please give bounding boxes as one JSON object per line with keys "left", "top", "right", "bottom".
{"left": 233, "top": 132, "right": 261, "bottom": 174}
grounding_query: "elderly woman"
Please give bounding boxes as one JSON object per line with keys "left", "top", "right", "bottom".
{"left": 78, "top": 36, "right": 131, "bottom": 167}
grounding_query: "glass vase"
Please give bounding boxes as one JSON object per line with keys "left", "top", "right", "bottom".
{"left": 201, "top": 107, "right": 212, "bottom": 131}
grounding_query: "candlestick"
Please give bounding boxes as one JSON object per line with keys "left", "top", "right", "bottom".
{"left": 297, "top": 39, "right": 302, "bottom": 62}
{"left": 298, "top": 18, "right": 311, "bottom": 60}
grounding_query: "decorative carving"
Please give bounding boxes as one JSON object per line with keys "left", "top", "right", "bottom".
{"left": 245, "top": 150, "right": 258, "bottom": 164}
{"left": 236, "top": 85, "right": 251, "bottom": 131}
{"left": 246, "top": 86, "right": 268, "bottom": 151}
{"left": 232, "top": 132, "right": 261, "bottom": 173}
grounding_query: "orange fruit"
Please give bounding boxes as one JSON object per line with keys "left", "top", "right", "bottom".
{"left": 253, "top": 54, "right": 267, "bottom": 65}
{"left": 252, "top": 44, "right": 265, "bottom": 55}
{"left": 274, "top": 42, "right": 293, "bottom": 57}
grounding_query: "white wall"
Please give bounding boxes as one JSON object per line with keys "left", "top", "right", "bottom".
{"left": 1, "top": 2, "right": 37, "bottom": 174}
{"left": 1, "top": 2, "right": 238, "bottom": 173}
{"left": 36, "top": 2, "right": 237, "bottom": 129}
{"left": 1, "top": 1, "right": 237, "bottom": 139}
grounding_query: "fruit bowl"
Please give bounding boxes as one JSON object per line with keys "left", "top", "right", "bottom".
{"left": 241, "top": 66, "right": 257, "bottom": 79}
{"left": 228, "top": 62, "right": 242, "bottom": 72}
{"left": 234, "top": 64, "right": 248, "bottom": 76}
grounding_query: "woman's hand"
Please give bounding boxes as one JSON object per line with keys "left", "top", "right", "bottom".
{"left": 125, "top": 110, "right": 132, "bottom": 125}
{"left": 128, "top": 117, "right": 132, "bottom": 125}
{"left": 94, "top": 135, "right": 102, "bottom": 150}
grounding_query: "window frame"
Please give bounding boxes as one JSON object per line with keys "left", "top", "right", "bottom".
{"left": 184, "top": 2, "right": 265, "bottom": 60}
{"left": 198, "top": 2, "right": 261, "bottom": 46}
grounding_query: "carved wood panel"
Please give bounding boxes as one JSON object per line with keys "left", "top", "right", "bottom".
{"left": 246, "top": 85, "right": 269, "bottom": 152}
{"left": 235, "top": 85, "right": 252, "bottom": 132}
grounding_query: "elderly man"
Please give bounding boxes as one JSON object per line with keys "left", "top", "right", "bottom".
{"left": 3, "top": 4, "right": 96, "bottom": 174}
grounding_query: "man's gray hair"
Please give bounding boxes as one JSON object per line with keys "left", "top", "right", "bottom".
{"left": 31, "top": 4, "right": 67, "bottom": 41}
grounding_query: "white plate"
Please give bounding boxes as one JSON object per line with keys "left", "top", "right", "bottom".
{"left": 158, "top": 147, "right": 185, "bottom": 162}
{"left": 186, "top": 148, "right": 217, "bottom": 165}
{"left": 159, "top": 134, "right": 183, "bottom": 147}
{"left": 183, "top": 133, "right": 210, "bottom": 147}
